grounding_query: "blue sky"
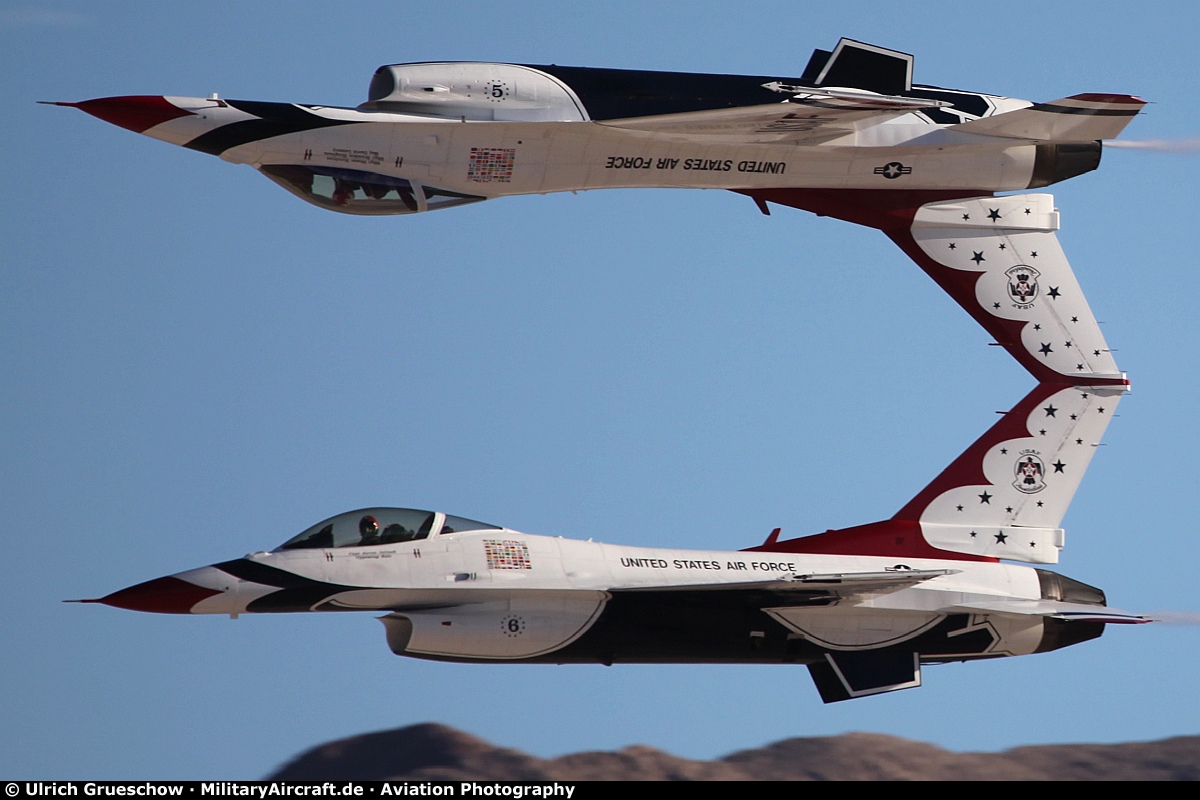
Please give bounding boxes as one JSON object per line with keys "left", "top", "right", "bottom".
{"left": 4, "top": 1, "right": 1199, "bottom": 780}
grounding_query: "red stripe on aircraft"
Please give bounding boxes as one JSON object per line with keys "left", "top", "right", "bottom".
{"left": 1068, "top": 93, "right": 1147, "bottom": 105}
{"left": 744, "top": 518, "right": 996, "bottom": 562}
{"left": 94, "top": 576, "right": 220, "bottom": 614}
{"left": 62, "top": 96, "right": 194, "bottom": 134}
{"left": 892, "top": 381, "right": 1065, "bottom": 521}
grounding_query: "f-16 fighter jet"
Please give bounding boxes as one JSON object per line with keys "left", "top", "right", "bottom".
{"left": 87, "top": 368, "right": 1145, "bottom": 703}
{"left": 54, "top": 38, "right": 1143, "bottom": 383}
{"left": 70, "top": 39, "right": 1150, "bottom": 701}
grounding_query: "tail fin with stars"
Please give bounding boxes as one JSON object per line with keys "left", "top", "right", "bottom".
{"left": 892, "top": 381, "right": 1124, "bottom": 564}
{"left": 736, "top": 190, "right": 1128, "bottom": 389}
{"left": 748, "top": 380, "right": 1123, "bottom": 565}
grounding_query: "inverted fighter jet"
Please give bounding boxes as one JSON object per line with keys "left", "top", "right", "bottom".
{"left": 53, "top": 38, "right": 1143, "bottom": 383}
{"left": 69, "top": 39, "right": 1150, "bottom": 701}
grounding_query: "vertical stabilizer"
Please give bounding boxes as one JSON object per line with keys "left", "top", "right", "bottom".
{"left": 737, "top": 190, "right": 1128, "bottom": 388}
{"left": 894, "top": 382, "right": 1125, "bottom": 564}
{"left": 906, "top": 194, "right": 1125, "bottom": 385}
{"left": 752, "top": 380, "right": 1124, "bottom": 564}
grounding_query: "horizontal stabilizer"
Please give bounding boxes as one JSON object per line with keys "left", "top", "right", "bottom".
{"left": 950, "top": 598, "right": 1150, "bottom": 624}
{"left": 951, "top": 94, "right": 1145, "bottom": 141}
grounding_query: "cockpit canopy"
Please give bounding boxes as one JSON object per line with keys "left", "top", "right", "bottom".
{"left": 259, "top": 165, "right": 485, "bottom": 216}
{"left": 277, "top": 507, "right": 501, "bottom": 551}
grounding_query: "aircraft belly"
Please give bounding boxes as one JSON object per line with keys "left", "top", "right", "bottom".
{"left": 765, "top": 606, "right": 945, "bottom": 650}
{"left": 490, "top": 592, "right": 1047, "bottom": 665}
{"left": 982, "top": 613, "right": 1045, "bottom": 656}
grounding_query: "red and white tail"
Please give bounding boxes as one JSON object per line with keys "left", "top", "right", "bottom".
{"left": 894, "top": 381, "right": 1124, "bottom": 563}
{"left": 750, "top": 380, "right": 1124, "bottom": 564}
{"left": 741, "top": 188, "right": 1128, "bottom": 387}
{"left": 739, "top": 177, "right": 1129, "bottom": 564}
{"left": 904, "top": 193, "right": 1126, "bottom": 387}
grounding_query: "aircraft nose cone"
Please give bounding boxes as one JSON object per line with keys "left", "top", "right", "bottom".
{"left": 93, "top": 575, "right": 221, "bottom": 614}
{"left": 54, "top": 96, "right": 194, "bottom": 133}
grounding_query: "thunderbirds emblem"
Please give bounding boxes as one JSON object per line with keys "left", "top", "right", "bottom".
{"left": 1005, "top": 265, "right": 1040, "bottom": 308}
{"left": 1013, "top": 450, "right": 1047, "bottom": 494}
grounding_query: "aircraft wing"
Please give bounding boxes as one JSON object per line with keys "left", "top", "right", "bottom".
{"left": 612, "top": 568, "right": 958, "bottom": 597}
{"left": 779, "top": 568, "right": 959, "bottom": 595}
{"left": 597, "top": 90, "right": 947, "bottom": 144}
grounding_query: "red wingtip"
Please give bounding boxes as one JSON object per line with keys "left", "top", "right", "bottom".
{"left": 1069, "top": 93, "right": 1147, "bottom": 105}
{"left": 95, "top": 576, "right": 220, "bottom": 614}
{"left": 61, "top": 95, "right": 194, "bottom": 133}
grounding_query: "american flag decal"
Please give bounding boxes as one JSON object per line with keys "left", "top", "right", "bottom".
{"left": 484, "top": 539, "right": 532, "bottom": 570}
{"left": 468, "top": 147, "right": 515, "bottom": 183}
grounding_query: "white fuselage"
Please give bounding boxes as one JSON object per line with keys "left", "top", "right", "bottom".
{"left": 239, "top": 117, "right": 1039, "bottom": 196}
{"left": 144, "top": 98, "right": 1043, "bottom": 198}
{"left": 166, "top": 526, "right": 1048, "bottom": 664}
{"left": 187, "top": 529, "right": 1042, "bottom": 609}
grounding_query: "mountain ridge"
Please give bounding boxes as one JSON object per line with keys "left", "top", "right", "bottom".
{"left": 268, "top": 724, "right": 1200, "bottom": 781}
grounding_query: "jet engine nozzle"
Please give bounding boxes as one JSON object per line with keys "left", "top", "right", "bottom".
{"left": 1028, "top": 141, "right": 1103, "bottom": 188}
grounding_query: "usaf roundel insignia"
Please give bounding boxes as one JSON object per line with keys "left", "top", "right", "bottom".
{"left": 1005, "top": 265, "right": 1040, "bottom": 308}
{"left": 1013, "top": 451, "right": 1047, "bottom": 494}
{"left": 873, "top": 161, "right": 912, "bottom": 179}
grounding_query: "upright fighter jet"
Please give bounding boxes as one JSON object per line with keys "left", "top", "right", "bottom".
{"left": 68, "top": 39, "right": 1150, "bottom": 701}
{"left": 85, "top": 358, "right": 1145, "bottom": 703}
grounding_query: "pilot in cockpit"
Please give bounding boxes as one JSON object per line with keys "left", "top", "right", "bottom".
{"left": 332, "top": 178, "right": 358, "bottom": 206}
{"left": 358, "top": 515, "right": 381, "bottom": 545}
